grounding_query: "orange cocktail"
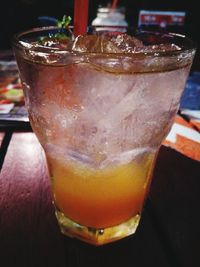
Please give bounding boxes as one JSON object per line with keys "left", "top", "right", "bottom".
{"left": 13, "top": 26, "right": 195, "bottom": 245}
{"left": 48, "top": 153, "right": 154, "bottom": 229}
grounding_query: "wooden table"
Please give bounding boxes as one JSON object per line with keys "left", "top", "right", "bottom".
{"left": 0, "top": 123, "right": 199, "bottom": 267}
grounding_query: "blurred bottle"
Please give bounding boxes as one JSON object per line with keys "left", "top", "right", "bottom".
{"left": 91, "top": 6, "right": 128, "bottom": 31}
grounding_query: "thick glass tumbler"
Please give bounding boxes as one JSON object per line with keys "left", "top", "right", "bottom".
{"left": 13, "top": 27, "right": 195, "bottom": 245}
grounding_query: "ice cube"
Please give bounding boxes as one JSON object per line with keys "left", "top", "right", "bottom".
{"left": 99, "top": 147, "right": 155, "bottom": 168}
{"left": 39, "top": 38, "right": 71, "bottom": 49}
{"left": 134, "top": 43, "right": 181, "bottom": 53}
{"left": 107, "top": 33, "right": 143, "bottom": 52}
{"left": 72, "top": 35, "right": 122, "bottom": 53}
{"left": 71, "top": 32, "right": 181, "bottom": 55}
{"left": 72, "top": 33, "right": 143, "bottom": 53}
{"left": 95, "top": 76, "right": 146, "bottom": 130}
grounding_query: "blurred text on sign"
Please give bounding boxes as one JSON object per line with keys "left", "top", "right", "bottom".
{"left": 138, "top": 10, "right": 186, "bottom": 29}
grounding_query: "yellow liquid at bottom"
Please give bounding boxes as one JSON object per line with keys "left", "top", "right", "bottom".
{"left": 47, "top": 153, "right": 155, "bottom": 232}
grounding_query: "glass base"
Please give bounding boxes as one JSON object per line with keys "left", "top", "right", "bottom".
{"left": 55, "top": 210, "right": 141, "bottom": 246}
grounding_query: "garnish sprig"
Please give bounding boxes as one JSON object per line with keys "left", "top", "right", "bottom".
{"left": 56, "top": 15, "right": 72, "bottom": 28}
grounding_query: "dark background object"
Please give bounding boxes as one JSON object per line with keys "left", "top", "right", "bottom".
{"left": 180, "top": 72, "right": 200, "bottom": 110}
{"left": 0, "top": 0, "right": 199, "bottom": 49}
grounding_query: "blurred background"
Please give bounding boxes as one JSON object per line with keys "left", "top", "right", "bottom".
{"left": 0, "top": 1, "right": 199, "bottom": 42}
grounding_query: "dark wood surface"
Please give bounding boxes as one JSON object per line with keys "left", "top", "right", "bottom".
{"left": 0, "top": 129, "right": 199, "bottom": 267}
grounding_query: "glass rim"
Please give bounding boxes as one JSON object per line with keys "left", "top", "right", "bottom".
{"left": 12, "top": 26, "right": 196, "bottom": 58}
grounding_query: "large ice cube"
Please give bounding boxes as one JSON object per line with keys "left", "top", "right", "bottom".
{"left": 72, "top": 33, "right": 143, "bottom": 53}
{"left": 71, "top": 32, "right": 181, "bottom": 54}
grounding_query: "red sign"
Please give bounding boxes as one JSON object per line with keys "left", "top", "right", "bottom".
{"left": 138, "top": 10, "right": 186, "bottom": 28}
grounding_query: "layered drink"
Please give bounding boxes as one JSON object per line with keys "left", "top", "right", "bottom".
{"left": 13, "top": 27, "right": 195, "bottom": 245}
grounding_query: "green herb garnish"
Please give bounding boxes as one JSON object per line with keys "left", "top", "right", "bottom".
{"left": 57, "top": 15, "right": 72, "bottom": 29}
{"left": 39, "top": 15, "right": 72, "bottom": 45}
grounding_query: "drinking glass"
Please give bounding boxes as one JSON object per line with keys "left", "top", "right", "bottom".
{"left": 13, "top": 27, "right": 196, "bottom": 245}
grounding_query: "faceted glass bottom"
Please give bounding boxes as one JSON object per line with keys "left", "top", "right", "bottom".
{"left": 55, "top": 210, "right": 141, "bottom": 246}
